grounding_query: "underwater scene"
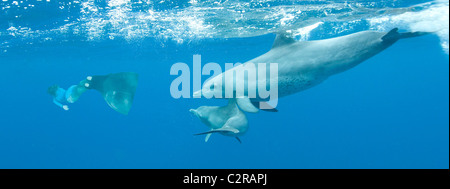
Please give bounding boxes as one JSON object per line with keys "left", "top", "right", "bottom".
{"left": 0, "top": 0, "right": 448, "bottom": 169}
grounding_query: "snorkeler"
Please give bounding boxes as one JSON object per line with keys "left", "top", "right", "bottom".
{"left": 48, "top": 72, "right": 139, "bottom": 115}
{"left": 47, "top": 77, "right": 91, "bottom": 111}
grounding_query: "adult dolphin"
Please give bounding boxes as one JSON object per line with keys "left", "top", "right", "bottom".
{"left": 194, "top": 28, "right": 429, "bottom": 112}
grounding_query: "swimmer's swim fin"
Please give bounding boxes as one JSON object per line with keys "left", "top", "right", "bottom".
{"left": 82, "top": 72, "right": 139, "bottom": 115}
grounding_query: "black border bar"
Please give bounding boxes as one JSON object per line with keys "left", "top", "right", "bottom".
{"left": 1, "top": 169, "right": 448, "bottom": 186}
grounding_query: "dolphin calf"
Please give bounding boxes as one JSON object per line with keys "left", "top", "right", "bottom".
{"left": 190, "top": 98, "right": 248, "bottom": 143}
{"left": 193, "top": 28, "right": 429, "bottom": 112}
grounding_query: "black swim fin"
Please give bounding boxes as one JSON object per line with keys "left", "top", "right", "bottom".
{"left": 85, "top": 72, "right": 139, "bottom": 115}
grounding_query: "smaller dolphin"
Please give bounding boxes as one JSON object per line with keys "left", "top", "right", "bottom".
{"left": 190, "top": 98, "right": 248, "bottom": 143}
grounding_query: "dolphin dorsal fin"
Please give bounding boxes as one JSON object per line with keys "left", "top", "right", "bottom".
{"left": 272, "top": 32, "right": 296, "bottom": 49}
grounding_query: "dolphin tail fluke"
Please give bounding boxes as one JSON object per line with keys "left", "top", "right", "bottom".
{"left": 195, "top": 131, "right": 242, "bottom": 144}
{"left": 399, "top": 31, "right": 432, "bottom": 39}
{"left": 382, "top": 28, "right": 431, "bottom": 43}
{"left": 194, "top": 130, "right": 216, "bottom": 136}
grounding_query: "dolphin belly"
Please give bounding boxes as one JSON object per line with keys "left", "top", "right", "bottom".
{"left": 277, "top": 74, "right": 327, "bottom": 98}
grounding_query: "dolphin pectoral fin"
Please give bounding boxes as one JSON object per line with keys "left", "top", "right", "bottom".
{"left": 194, "top": 131, "right": 214, "bottom": 136}
{"left": 195, "top": 128, "right": 241, "bottom": 143}
{"left": 236, "top": 97, "right": 259, "bottom": 113}
{"left": 250, "top": 101, "right": 278, "bottom": 112}
{"left": 194, "top": 130, "right": 221, "bottom": 136}
{"left": 194, "top": 128, "right": 239, "bottom": 135}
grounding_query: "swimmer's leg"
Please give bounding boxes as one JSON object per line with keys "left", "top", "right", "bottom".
{"left": 79, "top": 75, "right": 98, "bottom": 89}
{"left": 66, "top": 84, "right": 88, "bottom": 103}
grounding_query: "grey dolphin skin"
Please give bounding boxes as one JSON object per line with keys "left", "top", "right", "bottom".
{"left": 195, "top": 28, "right": 430, "bottom": 112}
{"left": 190, "top": 98, "right": 248, "bottom": 143}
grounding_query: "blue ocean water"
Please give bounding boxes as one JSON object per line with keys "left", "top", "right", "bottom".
{"left": 0, "top": 0, "right": 448, "bottom": 168}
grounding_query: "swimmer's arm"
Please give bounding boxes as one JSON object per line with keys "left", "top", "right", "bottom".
{"left": 53, "top": 99, "right": 69, "bottom": 110}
